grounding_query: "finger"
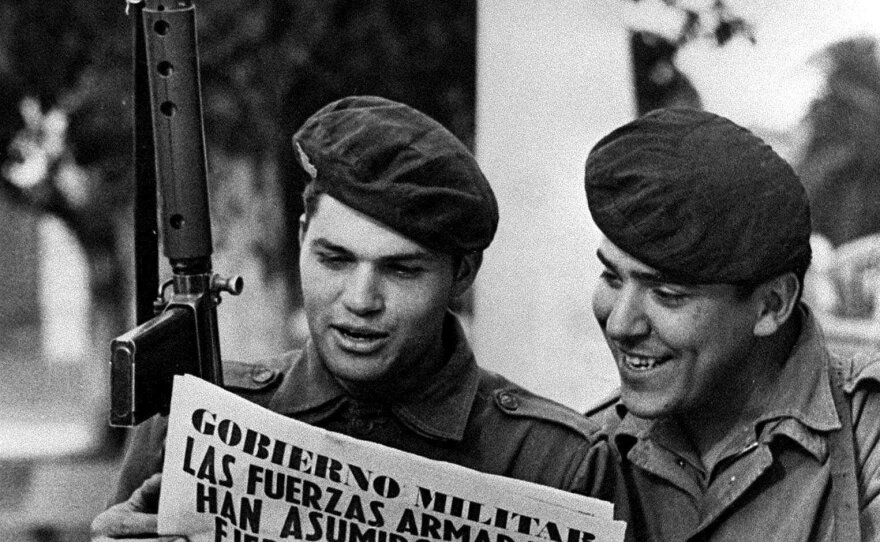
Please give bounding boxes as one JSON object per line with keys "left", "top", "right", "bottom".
{"left": 91, "top": 508, "right": 158, "bottom": 538}
{"left": 130, "top": 473, "right": 164, "bottom": 511}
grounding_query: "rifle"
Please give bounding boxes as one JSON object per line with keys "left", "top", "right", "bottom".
{"left": 110, "top": 0, "right": 242, "bottom": 427}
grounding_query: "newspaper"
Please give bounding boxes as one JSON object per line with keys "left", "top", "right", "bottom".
{"left": 158, "top": 375, "right": 627, "bottom": 542}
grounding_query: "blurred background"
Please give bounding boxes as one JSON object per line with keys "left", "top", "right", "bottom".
{"left": 0, "top": 0, "right": 879, "bottom": 539}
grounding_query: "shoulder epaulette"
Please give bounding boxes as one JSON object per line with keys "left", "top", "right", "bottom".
{"left": 834, "top": 348, "right": 880, "bottom": 393}
{"left": 491, "top": 386, "right": 599, "bottom": 439}
{"left": 222, "top": 351, "right": 297, "bottom": 406}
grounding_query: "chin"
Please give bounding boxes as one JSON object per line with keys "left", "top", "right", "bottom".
{"left": 621, "top": 391, "right": 674, "bottom": 419}
{"left": 326, "top": 360, "right": 386, "bottom": 383}
{"left": 314, "top": 343, "right": 379, "bottom": 381}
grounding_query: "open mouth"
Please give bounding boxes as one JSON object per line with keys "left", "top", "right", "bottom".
{"left": 619, "top": 351, "right": 671, "bottom": 372}
{"left": 332, "top": 325, "right": 389, "bottom": 353}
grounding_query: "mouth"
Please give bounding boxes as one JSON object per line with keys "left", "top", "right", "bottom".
{"left": 331, "top": 324, "right": 390, "bottom": 354}
{"left": 618, "top": 350, "right": 672, "bottom": 372}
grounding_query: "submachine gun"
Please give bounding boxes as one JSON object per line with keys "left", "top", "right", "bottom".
{"left": 110, "top": 0, "right": 242, "bottom": 427}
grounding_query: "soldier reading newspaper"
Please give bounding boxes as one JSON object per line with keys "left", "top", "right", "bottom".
{"left": 92, "top": 96, "right": 624, "bottom": 541}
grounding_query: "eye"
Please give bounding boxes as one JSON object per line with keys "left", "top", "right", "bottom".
{"left": 315, "top": 252, "right": 351, "bottom": 270}
{"left": 387, "top": 263, "right": 424, "bottom": 278}
{"left": 652, "top": 286, "right": 688, "bottom": 306}
{"left": 599, "top": 269, "right": 622, "bottom": 288}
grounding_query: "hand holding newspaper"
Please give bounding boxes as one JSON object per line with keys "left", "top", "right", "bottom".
{"left": 158, "top": 375, "right": 626, "bottom": 542}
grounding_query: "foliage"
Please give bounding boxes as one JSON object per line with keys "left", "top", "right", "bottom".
{"left": 629, "top": 0, "right": 755, "bottom": 46}
{"left": 630, "top": 32, "right": 702, "bottom": 114}
{"left": 798, "top": 37, "right": 880, "bottom": 247}
{"left": 627, "top": 1, "right": 751, "bottom": 115}
{"left": 0, "top": 0, "right": 477, "bottom": 335}
{"left": 0, "top": 2, "right": 133, "bottom": 337}
{"left": 0, "top": 0, "right": 751, "bottom": 336}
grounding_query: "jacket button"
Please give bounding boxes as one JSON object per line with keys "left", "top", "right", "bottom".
{"left": 252, "top": 367, "right": 274, "bottom": 384}
{"left": 498, "top": 391, "right": 519, "bottom": 410}
{"left": 352, "top": 418, "right": 375, "bottom": 434}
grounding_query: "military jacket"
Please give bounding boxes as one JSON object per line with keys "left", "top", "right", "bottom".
{"left": 590, "top": 308, "right": 880, "bottom": 542}
{"left": 110, "top": 315, "right": 611, "bottom": 505}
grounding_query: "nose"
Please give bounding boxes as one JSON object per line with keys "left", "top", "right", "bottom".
{"left": 597, "top": 286, "right": 650, "bottom": 341}
{"left": 342, "top": 265, "right": 384, "bottom": 316}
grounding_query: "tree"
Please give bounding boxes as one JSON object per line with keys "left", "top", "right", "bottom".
{"left": 0, "top": 2, "right": 133, "bottom": 342}
{"left": 627, "top": 0, "right": 754, "bottom": 114}
{"left": 0, "top": 0, "right": 478, "bottom": 348}
{"left": 798, "top": 37, "right": 880, "bottom": 246}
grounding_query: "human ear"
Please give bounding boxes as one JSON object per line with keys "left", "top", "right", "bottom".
{"left": 753, "top": 272, "right": 800, "bottom": 337}
{"left": 451, "top": 252, "right": 482, "bottom": 298}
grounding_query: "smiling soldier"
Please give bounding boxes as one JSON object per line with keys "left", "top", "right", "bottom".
{"left": 584, "top": 107, "right": 880, "bottom": 541}
{"left": 92, "top": 96, "right": 611, "bottom": 541}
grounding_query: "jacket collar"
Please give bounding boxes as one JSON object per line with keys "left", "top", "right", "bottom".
{"left": 753, "top": 306, "right": 840, "bottom": 433}
{"left": 267, "top": 312, "right": 480, "bottom": 442}
{"left": 613, "top": 305, "right": 840, "bottom": 462}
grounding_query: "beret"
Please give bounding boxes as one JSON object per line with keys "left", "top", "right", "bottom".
{"left": 292, "top": 96, "right": 498, "bottom": 254}
{"left": 585, "top": 107, "right": 812, "bottom": 284}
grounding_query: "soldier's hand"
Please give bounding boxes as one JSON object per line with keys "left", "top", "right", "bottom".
{"left": 90, "top": 473, "right": 187, "bottom": 542}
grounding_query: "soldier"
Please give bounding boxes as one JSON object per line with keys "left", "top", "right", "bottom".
{"left": 584, "top": 107, "right": 880, "bottom": 541}
{"left": 92, "top": 96, "right": 610, "bottom": 540}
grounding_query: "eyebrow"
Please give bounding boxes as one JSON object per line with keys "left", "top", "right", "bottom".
{"left": 311, "top": 237, "right": 435, "bottom": 263}
{"left": 596, "top": 249, "right": 671, "bottom": 283}
{"left": 310, "top": 238, "right": 352, "bottom": 254}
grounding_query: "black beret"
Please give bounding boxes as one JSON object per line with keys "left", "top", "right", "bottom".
{"left": 585, "top": 107, "right": 812, "bottom": 284}
{"left": 292, "top": 96, "right": 498, "bottom": 255}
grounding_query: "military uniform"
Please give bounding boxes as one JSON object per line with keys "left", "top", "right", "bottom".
{"left": 111, "top": 314, "right": 612, "bottom": 505}
{"left": 96, "top": 97, "right": 626, "bottom": 538}
{"left": 588, "top": 307, "right": 880, "bottom": 541}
